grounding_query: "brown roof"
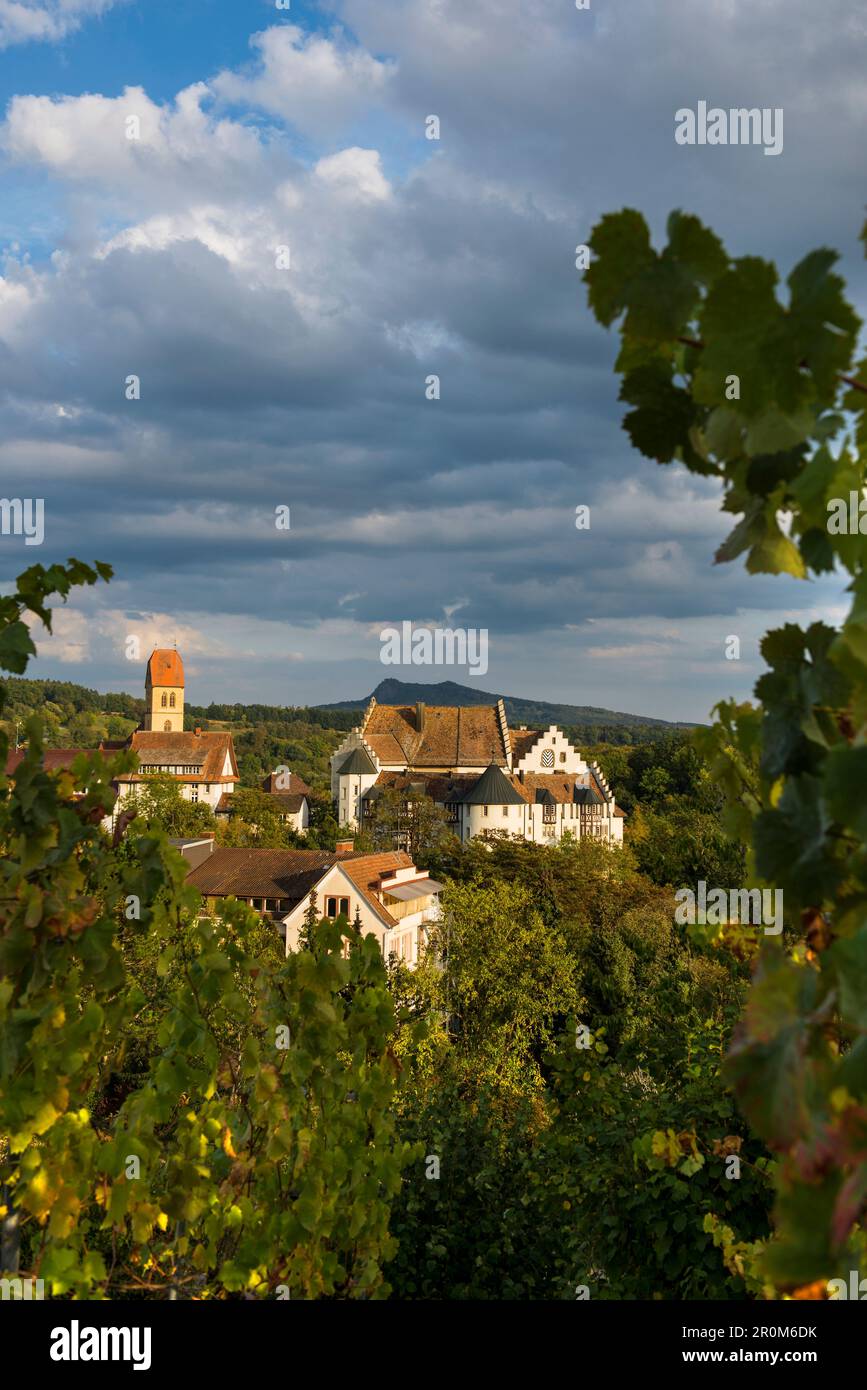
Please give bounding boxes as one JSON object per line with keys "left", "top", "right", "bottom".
{"left": 509, "top": 729, "right": 542, "bottom": 761}
{"left": 5, "top": 748, "right": 92, "bottom": 776}
{"left": 371, "top": 767, "right": 620, "bottom": 812}
{"left": 369, "top": 770, "right": 474, "bottom": 803}
{"left": 264, "top": 792, "right": 307, "bottom": 813}
{"left": 261, "top": 771, "right": 311, "bottom": 795}
{"left": 186, "top": 847, "right": 414, "bottom": 925}
{"left": 338, "top": 851, "right": 415, "bottom": 926}
{"left": 146, "top": 649, "right": 184, "bottom": 688}
{"left": 118, "top": 730, "right": 238, "bottom": 784}
{"left": 362, "top": 703, "right": 508, "bottom": 768}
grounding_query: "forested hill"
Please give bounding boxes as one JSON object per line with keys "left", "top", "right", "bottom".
{"left": 322, "top": 677, "right": 696, "bottom": 739}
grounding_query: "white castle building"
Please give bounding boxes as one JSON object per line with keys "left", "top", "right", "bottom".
{"left": 330, "top": 698, "right": 624, "bottom": 847}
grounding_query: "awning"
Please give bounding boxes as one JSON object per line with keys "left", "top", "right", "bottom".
{"left": 383, "top": 877, "right": 443, "bottom": 901}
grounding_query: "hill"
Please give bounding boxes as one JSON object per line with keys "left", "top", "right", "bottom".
{"left": 321, "top": 677, "right": 695, "bottom": 738}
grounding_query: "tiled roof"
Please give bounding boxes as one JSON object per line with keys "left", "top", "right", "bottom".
{"left": 146, "top": 649, "right": 184, "bottom": 688}
{"left": 362, "top": 703, "right": 508, "bottom": 768}
{"left": 337, "top": 746, "right": 378, "bottom": 775}
{"left": 261, "top": 771, "right": 311, "bottom": 795}
{"left": 366, "top": 770, "right": 475, "bottom": 803}
{"left": 339, "top": 851, "right": 416, "bottom": 926}
{"left": 368, "top": 766, "right": 622, "bottom": 814}
{"left": 186, "top": 847, "right": 415, "bottom": 926}
{"left": 461, "top": 762, "right": 526, "bottom": 806}
{"left": 264, "top": 792, "right": 307, "bottom": 813}
{"left": 509, "top": 729, "right": 542, "bottom": 760}
{"left": 187, "top": 847, "right": 348, "bottom": 899}
{"left": 119, "top": 730, "right": 238, "bottom": 783}
{"left": 5, "top": 748, "right": 90, "bottom": 775}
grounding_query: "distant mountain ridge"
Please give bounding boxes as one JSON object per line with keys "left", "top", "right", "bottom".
{"left": 321, "top": 678, "right": 696, "bottom": 732}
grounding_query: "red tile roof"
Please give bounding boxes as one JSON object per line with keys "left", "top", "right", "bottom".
{"left": 5, "top": 748, "right": 91, "bottom": 776}
{"left": 118, "top": 730, "right": 238, "bottom": 783}
{"left": 261, "top": 771, "right": 311, "bottom": 795}
{"left": 186, "top": 847, "right": 415, "bottom": 926}
{"left": 362, "top": 703, "right": 508, "bottom": 767}
{"left": 146, "top": 649, "right": 184, "bottom": 688}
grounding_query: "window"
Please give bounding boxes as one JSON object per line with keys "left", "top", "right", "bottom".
{"left": 170, "top": 693, "right": 176, "bottom": 708}
{"left": 503, "top": 806, "right": 509, "bottom": 817}
{"left": 326, "top": 897, "right": 338, "bottom": 918}
{"left": 163, "top": 721, "right": 172, "bottom": 732}
{"left": 483, "top": 805, "right": 489, "bottom": 816}
{"left": 190, "top": 785, "right": 199, "bottom": 803}
{"left": 340, "top": 897, "right": 350, "bottom": 917}
{"left": 541, "top": 749, "right": 554, "bottom": 767}
{"left": 543, "top": 803, "right": 556, "bottom": 824}
{"left": 560, "top": 752, "right": 566, "bottom": 763}
{"left": 161, "top": 693, "right": 167, "bottom": 708}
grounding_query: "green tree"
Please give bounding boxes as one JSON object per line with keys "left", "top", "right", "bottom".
{"left": 0, "top": 561, "right": 415, "bottom": 1299}
{"left": 587, "top": 208, "right": 867, "bottom": 1288}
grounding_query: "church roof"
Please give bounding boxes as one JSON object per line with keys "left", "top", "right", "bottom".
{"left": 147, "top": 649, "right": 184, "bottom": 688}
{"left": 337, "top": 747, "right": 378, "bottom": 776}
{"left": 460, "top": 762, "right": 525, "bottom": 806}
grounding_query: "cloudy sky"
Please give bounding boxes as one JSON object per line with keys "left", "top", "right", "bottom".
{"left": 0, "top": 0, "right": 864, "bottom": 720}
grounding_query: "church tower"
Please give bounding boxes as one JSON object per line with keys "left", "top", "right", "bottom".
{"left": 144, "top": 649, "right": 185, "bottom": 732}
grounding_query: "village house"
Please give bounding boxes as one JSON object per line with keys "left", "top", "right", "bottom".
{"left": 183, "top": 842, "right": 441, "bottom": 967}
{"left": 108, "top": 649, "right": 239, "bottom": 823}
{"left": 330, "top": 698, "right": 624, "bottom": 847}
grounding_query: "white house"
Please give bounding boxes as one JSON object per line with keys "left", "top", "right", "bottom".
{"left": 184, "top": 845, "right": 441, "bottom": 968}
{"left": 330, "top": 698, "right": 624, "bottom": 847}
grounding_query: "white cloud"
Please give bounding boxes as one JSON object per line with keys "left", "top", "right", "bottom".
{"left": 0, "top": 0, "right": 121, "bottom": 49}
{"left": 213, "top": 24, "right": 394, "bottom": 139}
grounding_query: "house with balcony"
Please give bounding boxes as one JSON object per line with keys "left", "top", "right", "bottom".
{"left": 183, "top": 842, "right": 441, "bottom": 967}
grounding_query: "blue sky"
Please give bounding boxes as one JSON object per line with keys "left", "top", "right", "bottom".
{"left": 0, "top": 0, "right": 864, "bottom": 720}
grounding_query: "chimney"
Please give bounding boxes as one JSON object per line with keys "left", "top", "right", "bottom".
{"left": 416, "top": 701, "right": 425, "bottom": 731}
{"left": 335, "top": 838, "right": 354, "bottom": 854}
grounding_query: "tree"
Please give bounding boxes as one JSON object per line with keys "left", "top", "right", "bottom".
{"left": 123, "top": 773, "right": 217, "bottom": 838}
{"left": 587, "top": 208, "right": 867, "bottom": 1289}
{"left": 362, "top": 787, "right": 455, "bottom": 861}
{"left": 0, "top": 560, "right": 415, "bottom": 1298}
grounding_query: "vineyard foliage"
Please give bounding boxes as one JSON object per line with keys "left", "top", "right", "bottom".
{"left": 0, "top": 561, "right": 414, "bottom": 1297}
{"left": 587, "top": 209, "right": 867, "bottom": 1285}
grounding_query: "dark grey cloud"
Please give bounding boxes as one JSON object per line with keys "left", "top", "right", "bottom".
{"left": 0, "top": 0, "right": 862, "bottom": 719}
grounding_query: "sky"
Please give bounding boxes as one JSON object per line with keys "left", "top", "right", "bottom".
{"left": 0, "top": 0, "right": 864, "bottom": 721}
